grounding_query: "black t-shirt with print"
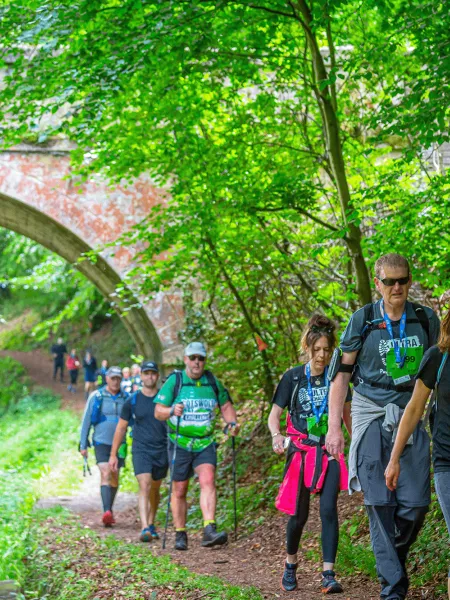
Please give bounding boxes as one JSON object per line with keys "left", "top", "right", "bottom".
{"left": 417, "top": 345, "right": 450, "bottom": 472}
{"left": 272, "top": 364, "right": 351, "bottom": 434}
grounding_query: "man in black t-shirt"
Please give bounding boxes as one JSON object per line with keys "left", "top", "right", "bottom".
{"left": 109, "top": 360, "right": 168, "bottom": 542}
{"left": 51, "top": 337, "right": 67, "bottom": 382}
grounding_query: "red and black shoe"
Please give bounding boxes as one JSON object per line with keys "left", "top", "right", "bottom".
{"left": 102, "top": 510, "right": 114, "bottom": 527}
{"left": 321, "top": 570, "right": 343, "bottom": 594}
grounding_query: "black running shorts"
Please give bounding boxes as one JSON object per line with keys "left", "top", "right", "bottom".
{"left": 168, "top": 441, "right": 217, "bottom": 482}
{"left": 94, "top": 443, "right": 125, "bottom": 468}
{"left": 132, "top": 448, "right": 168, "bottom": 480}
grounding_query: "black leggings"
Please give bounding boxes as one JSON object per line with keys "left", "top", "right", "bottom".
{"left": 286, "top": 458, "right": 340, "bottom": 563}
{"left": 69, "top": 369, "right": 78, "bottom": 385}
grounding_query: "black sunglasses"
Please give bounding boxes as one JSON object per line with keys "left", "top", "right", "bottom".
{"left": 379, "top": 276, "right": 409, "bottom": 286}
{"left": 310, "top": 325, "right": 333, "bottom": 334}
{"left": 188, "top": 355, "right": 206, "bottom": 362}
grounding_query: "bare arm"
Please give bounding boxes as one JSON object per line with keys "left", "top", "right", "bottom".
{"left": 385, "top": 379, "right": 431, "bottom": 490}
{"left": 155, "top": 402, "right": 183, "bottom": 421}
{"left": 268, "top": 404, "right": 285, "bottom": 455}
{"left": 325, "top": 350, "right": 357, "bottom": 456}
{"left": 343, "top": 401, "right": 352, "bottom": 437}
{"left": 109, "top": 418, "right": 128, "bottom": 471}
{"left": 220, "top": 401, "right": 239, "bottom": 435}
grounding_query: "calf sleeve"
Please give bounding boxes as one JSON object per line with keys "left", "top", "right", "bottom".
{"left": 101, "top": 485, "right": 112, "bottom": 512}
{"left": 110, "top": 486, "right": 118, "bottom": 509}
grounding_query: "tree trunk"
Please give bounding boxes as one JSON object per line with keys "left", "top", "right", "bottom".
{"left": 295, "top": 0, "right": 372, "bottom": 306}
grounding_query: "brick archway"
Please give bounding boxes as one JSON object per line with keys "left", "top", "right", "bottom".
{"left": 0, "top": 146, "right": 183, "bottom": 365}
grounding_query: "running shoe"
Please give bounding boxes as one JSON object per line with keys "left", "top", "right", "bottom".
{"left": 102, "top": 510, "right": 114, "bottom": 527}
{"left": 175, "top": 530, "right": 188, "bottom": 551}
{"left": 281, "top": 561, "right": 298, "bottom": 592}
{"left": 148, "top": 524, "right": 160, "bottom": 539}
{"left": 201, "top": 523, "right": 228, "bottom": 547}
{"left": 140, "top": 528, "right": 152, "bottom": 542}
{"left": 321, "top": 570, "right": 343, "bottom": 594}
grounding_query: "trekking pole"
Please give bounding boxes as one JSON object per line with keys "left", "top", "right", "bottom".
{"left": 162, "top": 414, "right": 181, "bottom": 550}
{"left": 83, "top": 456, "right": 92, "bottom": 477}
{"left": 224, "top": 422, "right": 238, "bottom": 540}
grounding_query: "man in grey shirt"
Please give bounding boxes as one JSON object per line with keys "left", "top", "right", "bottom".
{"left": 79, "top": 366, "right": 129, "bottom": 527}
{"left": 326, "top": 253, "right": 439, "bottom": 600}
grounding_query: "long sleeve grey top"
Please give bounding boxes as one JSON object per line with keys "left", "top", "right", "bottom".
{"left": 79, "top": 388, "right": 128, "bottom": 450}
{"left": 348, "top": 390, "right": 414, "bottom": 494}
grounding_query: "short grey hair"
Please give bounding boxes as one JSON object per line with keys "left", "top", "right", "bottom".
{"left": 374, "top": 253, "right": 410, "bottom": 279}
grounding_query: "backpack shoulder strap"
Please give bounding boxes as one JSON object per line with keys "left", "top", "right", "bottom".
{"left": 411, "top": 303, "right": 430, "bottom": 344}
{"left": 172, "top": 370, "right": 183, "bottom": 402}
{"left": 423, "top": 351, "right": 448, "bottom": 428}
{"left": 289, "top": 366, "right": 303, "bottom": 414}
{"left": 90, "top": 389, "right": 105, "bottom": 424}
{"left": 360, "top": 303, "right": 379, "bottom": 344}
{"left": 204, "top": 370, "right": 219, "bottom": 401}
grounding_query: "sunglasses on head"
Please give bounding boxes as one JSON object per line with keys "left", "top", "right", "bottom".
{"left": 379, "top": 276, "right": 409, "bottom": 286}
{"left": 188, "top": 355, "right": 206, "bottom": 362}
{"left": 310, "top": 325, "right": 333, "bottom": 334}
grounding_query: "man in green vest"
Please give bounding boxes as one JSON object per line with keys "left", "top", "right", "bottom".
{"left": 155, "top": 342, "right": 239, "bottom": 551}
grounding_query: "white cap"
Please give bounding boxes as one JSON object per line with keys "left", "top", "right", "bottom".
{"left": 184, "top": 342, "right": 207, "bottom": 357}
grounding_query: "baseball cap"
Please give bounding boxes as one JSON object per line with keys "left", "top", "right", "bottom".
{"left": 141, "top": 360, "right": 159, "bottom": 372}
{"left": 184, "top": 342, "right": 207, "bottom": 357}
{"left": 106, "top": 366, "right": 122, "bottom": 378}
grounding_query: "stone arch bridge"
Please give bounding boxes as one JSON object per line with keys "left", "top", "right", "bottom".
{"left": 0, "top": 143, "right": 183, "bottom": 366}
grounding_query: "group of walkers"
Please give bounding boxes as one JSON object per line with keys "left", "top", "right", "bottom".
{"left": 76, "top": 252, "right": 450, "bottom": 600}
{"left": 79, "top": 342, "right": 238, "bottom": 549}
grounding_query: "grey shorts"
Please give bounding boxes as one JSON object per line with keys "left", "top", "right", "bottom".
{"left": 357, "top": 418, "right": 430, "bottom": 507}
{"left": 168, "top": 441, "right": 217, "bottom": 481}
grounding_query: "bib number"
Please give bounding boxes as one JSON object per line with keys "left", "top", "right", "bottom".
{"left": 306, "top": 414, "right": 328, "bottom": 438}
{"left": 386, "top": 346, "right": 423, "bottom": 385}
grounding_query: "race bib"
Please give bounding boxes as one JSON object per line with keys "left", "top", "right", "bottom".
{"left": 386, "top": 346, "right": 423, "bottom": 385}
{"left": 306, "top": 414, "right": 328, "bottom": 438}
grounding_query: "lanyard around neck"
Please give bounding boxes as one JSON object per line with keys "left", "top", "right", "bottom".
{"left": 305, "top": 362, "right": 329, "bottom": 423}
{"left": 381, "top": 300, "right": 407, "bottom": 368}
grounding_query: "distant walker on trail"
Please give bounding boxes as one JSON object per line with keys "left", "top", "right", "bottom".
{"left": 109, "top": 360, "right": 168, "bottom": 542}
{"left": 155, "top": 342, "right": 239, "bottom": 551}
{"left": 269, "top": 314, "right": 351, "bottom": 595}
{"left": 79, "top": 366, "right": 129, "bottom": 527}
{"left": 326, "top": 253, "right": 440, "bottom": 600}
{"left": 51, "top": 337, "right": 67, "bottom": 383}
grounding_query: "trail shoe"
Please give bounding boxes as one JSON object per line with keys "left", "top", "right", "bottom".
{"left": 149, "top": 524, "right": 160, "bottom": 539}
{"left": 102, "top": 510, "right": 114, "bottom": 528}
{"left": 321, "top": 570, "right": 343, "bottom": 594}
{"left": 281, "top": 561, "right": 298, "bottom": 592}
{"left": 201, "top": 523, "right": 228, "bottom": 547}
{"left": 175, "top": 530, "right": 188, "bottom": 551}
{"left": 140, "top": 528, "right": 152, "bottom": 542}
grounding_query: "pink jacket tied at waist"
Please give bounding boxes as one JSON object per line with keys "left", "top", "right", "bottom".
{"left": 275, "top": 415, "right": 348, "bottom": 516}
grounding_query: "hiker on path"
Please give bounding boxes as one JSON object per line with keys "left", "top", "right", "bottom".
{"left": 155, "top": 342, "right": 238, "bottom": 551}
{"left": 386, "top": 302, "right": 450, "bottom": 599}
{"left": 66, "top": 349, "right": 80, "bottom": 393}
{"left": 326, "top": 253, "right": 440, "bottom": 600}
{"left": 131, "top": 363, "right": 142, "bottom": 392}
{"left": 121, "top": 366, "right": 133, "bottom": 395}
{"left": 79, "top": 366, "right": 129, "bottom": 527}
{"left": 269, "top": 314, "right": 351, "bottom": 595}
{"left": 83, "top": 351, "right": 98, "bottom": 400}
{"left": 109, "top": 360, "right": 168, "bottom": 542}
{"left": 96, "top": 359, "right": 108, "bottom": 388}
{"left": 51, "top": 337, "right": 67, "bottom": 382}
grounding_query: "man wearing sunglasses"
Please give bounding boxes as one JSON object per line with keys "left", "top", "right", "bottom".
{"left": 326, "top": 253, "right": 440, "bottom": 600}
{"left": 155, "top": 341, "right": 238, "bottom": 551}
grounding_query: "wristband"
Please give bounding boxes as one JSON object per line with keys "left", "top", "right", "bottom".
{"left": 170, "top": 405, "right": 175, "bottom": 417}
{"left": 271, "top": 432, "right": 281, "bottom": 437}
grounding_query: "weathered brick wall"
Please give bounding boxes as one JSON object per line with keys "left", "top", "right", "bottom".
{"left": 0, "top": 145, "right": 184, "bottom": 365}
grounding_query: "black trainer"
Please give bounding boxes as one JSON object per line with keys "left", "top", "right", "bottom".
{"left": 281, "top": 561, "right": 298, "bottom": 592}
{"left": 175, "top": 530, "right": 188, "bottom": 551}
{"left": 201, "top": 523, "right": 228, "bottom": 547}
{"left": 321, "top": 570, "right": 343, "bottom": 594}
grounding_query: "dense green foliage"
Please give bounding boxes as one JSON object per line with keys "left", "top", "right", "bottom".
{"left": 0, "top": 355, "right": 28, "bottom": 412}
{"left": 0, "top": 379, "right": 79, "bottom": 584}
{"left": 1, "top": 0, "right": 449, "bottom": 403}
